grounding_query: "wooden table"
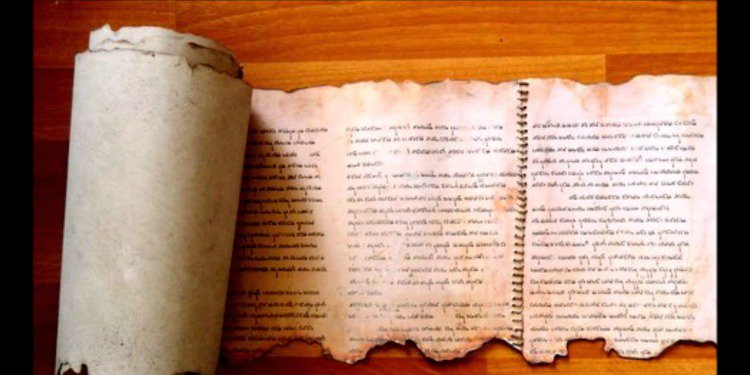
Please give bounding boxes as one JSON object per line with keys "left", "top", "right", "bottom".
{"left": 33, "top": 1, "right": 716, "bottom": 374}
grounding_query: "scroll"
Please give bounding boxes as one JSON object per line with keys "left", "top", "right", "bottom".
{"left": 55, "top": 26, "right": 252, "bottom": 374}
{"left": 55, "top": 25, "right": 716, "bottom": 374}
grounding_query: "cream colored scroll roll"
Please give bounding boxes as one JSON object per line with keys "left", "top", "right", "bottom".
{"left": 56, "top": 25, "right": 252, "bottom": 375}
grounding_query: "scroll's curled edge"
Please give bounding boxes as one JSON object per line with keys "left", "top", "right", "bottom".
{"left": 55, "top": 25, "right": 252, "bottom": 374}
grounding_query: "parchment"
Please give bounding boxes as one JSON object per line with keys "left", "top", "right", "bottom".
{"left": 522, "top": 76, "right": 716, "bottom": 362}
{"left": 222, "top": 80, "right": 521, "bottom": 363}
{"left": 56, "top": 26, "right": 252, "bottom": 374}
{"left": 224, "top": 75, "right": 716, "bottom": 364}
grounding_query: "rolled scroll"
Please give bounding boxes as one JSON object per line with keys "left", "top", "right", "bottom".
{"left": 55, "top": 25, "right": 252, "bottom": 374}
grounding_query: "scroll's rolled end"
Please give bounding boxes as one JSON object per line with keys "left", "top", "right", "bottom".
{"left": 56, "top": 25, "right": 252, "bottom": 375}
{"left": 88, "top": 24, "right": 244, "bottom": 78}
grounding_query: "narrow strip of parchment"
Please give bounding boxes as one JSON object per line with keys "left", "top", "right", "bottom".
{"left": 523, "top": 75, "right": 716, "bottom": 362}
{"left": 222, "top": 80, "right": 520, "bottom": 363}
{"left": 56, "top": 26, "right": 252, "bottom": 375}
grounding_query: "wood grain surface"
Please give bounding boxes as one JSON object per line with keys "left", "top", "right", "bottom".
{"left": 32, "top": 1, "right": 717, "bottom": 374}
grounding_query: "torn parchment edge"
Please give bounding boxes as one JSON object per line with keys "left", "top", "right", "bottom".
{"left": 89, "top": 24, "right": 244, "bottom": 79}
{"left": 250, "top": 74, "right": 716, "bottom": 98}
{"left": 524, "top": 337, "right": 718, "bottom": 365}
{"left": 222, "top": 332, "right": 521, "bottom": 365}
{"left": 223, "top": 335, "right": 717, "bottom": 366}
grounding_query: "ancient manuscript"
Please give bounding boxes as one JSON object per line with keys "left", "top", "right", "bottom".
{"left": 56, "top": 26, "right": 715, "bottom": 374}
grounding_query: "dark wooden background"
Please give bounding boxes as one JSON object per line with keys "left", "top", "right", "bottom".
{"left": 33, "top": 1, "right": 716, "bottom": 374}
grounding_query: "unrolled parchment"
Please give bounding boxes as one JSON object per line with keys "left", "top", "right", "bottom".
{"left": 222, "top": 76, "right": 716, "bottom": 364}
{"left": 56, "top": 26, "right": 252, "bottom": 374}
